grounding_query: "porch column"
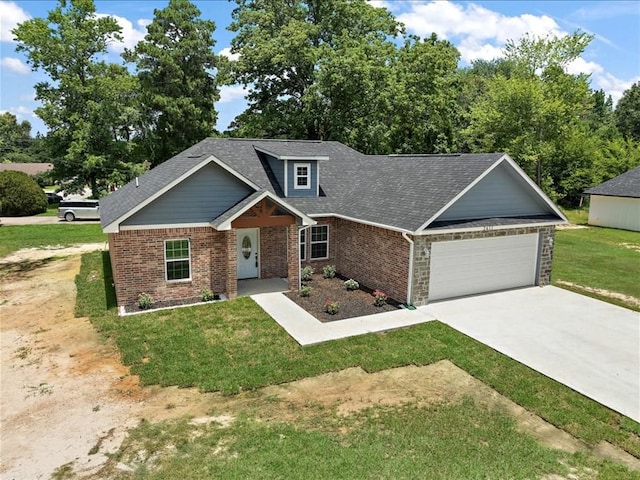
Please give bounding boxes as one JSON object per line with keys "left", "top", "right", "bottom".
{"left": 226, "top": 229, "right": 238, "bottom": 299}
{"left": 287, "top": 224, "right": 299, "bottom": 291}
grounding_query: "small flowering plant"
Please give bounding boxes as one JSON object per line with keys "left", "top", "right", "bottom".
{"left": 322, "top": 265, "right": 337, "bottom": 278}
{"left": 301, "top": 266, "right": 314, "bottom": 281}
{"left": 373, "top": 289, "right": 388, "bottom": 307}
{"left": 324, "top": 299, "right": 340, "bottom": 315}
{"left": 300, "top": 285, "right": 312, "bottom": 297}
{"left": 137, "top": 292, "right": 153, "bottom": 310}
{"left": 344, "top": 279, "right": 359, "bottom": 291}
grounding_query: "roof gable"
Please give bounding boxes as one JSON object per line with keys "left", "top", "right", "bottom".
{"left": 418, "top": 155, "right": 566, "bottom": 231}
{"left": 585, "top": 166, "right": 640, "bottom": 199}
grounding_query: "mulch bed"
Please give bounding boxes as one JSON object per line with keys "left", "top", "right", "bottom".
{"left": 284, "top": 273, "right": 399, "bottom": 322}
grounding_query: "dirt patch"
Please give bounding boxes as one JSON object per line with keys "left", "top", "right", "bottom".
{"left": 0, "top": 242, "right": 107, "bottom": 265}
{"left": 619, "top": 242, "right": 640, "bottom": 253}
{"left": 1, "top": 252, "right": 637, "bottom": 478}
{"left": 556, "top": 280, "right": 640, "bottom": 308}
{"left": 285, "top": 273, "right": 399, "bottom": 321}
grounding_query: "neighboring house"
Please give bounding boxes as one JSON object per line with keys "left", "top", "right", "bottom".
{"left": 0, "top": 162, "right": 53, "bottom": 175}
{"left": 101, "top": 139, "right": 566, "bottom": 311}
{"left": 584, "top": 166, "right": 640, "bottom": 232}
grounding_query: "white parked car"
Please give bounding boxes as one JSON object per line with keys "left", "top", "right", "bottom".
{"left": 58, "top": 200, "right": 100, "bottom": 222}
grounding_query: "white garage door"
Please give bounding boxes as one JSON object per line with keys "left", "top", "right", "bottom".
{"left": 428, "top": 233, "right": 539, "bottom": 301}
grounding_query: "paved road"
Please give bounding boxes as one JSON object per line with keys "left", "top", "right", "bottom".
{"left": 0, "top": 216, "right": 99, "bottom": 226}
{"left": 422, "top": 286, "right": 640, "bottom": 422}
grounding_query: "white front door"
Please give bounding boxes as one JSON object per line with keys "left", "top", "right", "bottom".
{"left": 237, "top": 228, "right": 259, "bottom": 279}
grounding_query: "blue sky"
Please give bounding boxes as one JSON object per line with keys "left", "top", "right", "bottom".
{"left": 1, "top": 0, "right": 638, "bottom": 136}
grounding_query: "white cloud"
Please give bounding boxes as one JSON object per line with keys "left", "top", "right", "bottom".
{"left": 0, "top": 56, "right": 30, "bottom": 74}
{"left": 96, "top": 13, "right": 148, "bottom": 53}
{"left": 593, "top": 72, "right": 639, "bottom": 104}
{"left": 218, "top": 47, "right": 240, "bottom": 62}
{"left": 0, "top": 1, "right": 31, "bottom": 42}
{"left": 566, "top": 57, "right": 604, "bottom": 76}
{"left": 397, "top": 1, "right": 564, "bottom": 64}
{"left": 219, "top": 85, "right": 246, "bottom": 103}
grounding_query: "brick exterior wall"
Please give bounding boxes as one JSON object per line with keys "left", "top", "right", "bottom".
{"left": 259, "top": 226, "right": 288, "bottom": 279}
{"left": 109, "top": 227, "right": 229, "bottom": 308}
{"left": 301, "top": 217, "right": 410, "bottom": 304}
{"left": 411, "top": 226, "right": 556, "bottom": 306}
{"left": 109, "top": 225, "right": 299, "bottom": 309}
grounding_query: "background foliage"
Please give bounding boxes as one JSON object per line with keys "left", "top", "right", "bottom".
{"left": 4, "top": 0, "right": 640, "bottom": 206}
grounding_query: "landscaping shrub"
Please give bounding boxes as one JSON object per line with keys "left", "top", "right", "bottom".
{"left": 301, "top": 266, "right": 314, "bottom": 281}
{"left": 201, "top": 289, "right": 215, "bottom": 302}
{"left": 137, "top": 293, "right": 153, "bottom": 310}
{"left": 373, "top": 289, "right": 388, "bottom": 307}
{"left": 322, "top": 265, "right": 336, "bottom": 278}
{"left": 344, "top": 279, "right": 359, "bottom": 291}
{"left": 324, "top": 299, "right": 340, "bottom": 315}
{"left": 300, "top": 285, "right": 312, "bottom": 297}
{"left": 0, "top": 170, "right": 47, "bottom": 216}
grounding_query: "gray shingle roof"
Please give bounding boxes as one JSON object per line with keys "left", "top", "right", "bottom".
{"left": 585, "top": 166, "right": 640, "bottom": 198}
{"left": 101, "top": 138, "right": 554, "bottom": 233}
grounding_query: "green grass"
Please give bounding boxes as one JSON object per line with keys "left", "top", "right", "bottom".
{"left": 78, "top": 252, "right": 640, "bottom": 463}
{"left": 99, "top": 399, "right": 638, "bottom": 480}
{"left": 0, "top": 224, "right": 106, "bottom": 258}
{"left": 561, "top": 207, "right": 589, "bottom": 225}
{"left": 36, "top": 204, "right": 60, "bottom": 217}
{"left": 554, "top": 227, "right": 640, "bottom": 300}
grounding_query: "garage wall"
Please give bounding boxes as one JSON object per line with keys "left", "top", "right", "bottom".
{"left": 588, "top": 196, "right": 640, "bottom": 232}
{"left": 411, "top": 226, "right": 555, "bottom": 306}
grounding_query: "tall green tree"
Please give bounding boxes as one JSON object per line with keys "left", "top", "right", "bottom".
{"left": 614, "top": 82, "right": 640, "bottom": 141}
{"left": 0, "top": 113, "right": 33, "bottom": 162}
{"left": 13, "top": 0, "right": 141, "bottom": 197}
{"left": 387, "top": 34, "right": 461, "bottom": 153}
{"left": 226, "top": 0, "right": 400, "bottom": 146}
{"left": 125, "top": 0, "right": 219, "bottom": 165}
{"left": 464, "top": 32, "right": 596, "bottom": 203}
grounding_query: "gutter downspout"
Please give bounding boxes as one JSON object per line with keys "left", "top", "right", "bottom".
{"left": 298, "top": 225, "right": 311, "bottom": 290}
{"left": 402, "top": 232, "right": 414, "bottom": 306}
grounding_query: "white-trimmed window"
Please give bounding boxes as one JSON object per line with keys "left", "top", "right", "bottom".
{"left": 165, "top": 239, "right": 191, "bottom": 281}
{"left": 294, "top": 163, "right": 311, "bottom": 189}
{"left": 310, "top": 225, "right": 329, "bottom": 259}
{"left": 299, "top": 228, "right": 306, "bottom": 261}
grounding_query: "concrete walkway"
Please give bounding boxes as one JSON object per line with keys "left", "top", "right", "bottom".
{"left": 421, "top": 286, "right": 640, "bottom": 422}
{"left": 251, "top": 292, "right": 436, "bottom": 346}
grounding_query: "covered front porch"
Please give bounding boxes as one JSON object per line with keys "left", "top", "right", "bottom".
{"left": 213, "top": 190, "right": 315, "bottom": 299}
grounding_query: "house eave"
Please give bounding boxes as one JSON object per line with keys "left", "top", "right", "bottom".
{"left": 254, "top": 146, "right": 329, "bottom": 161}
{"left": 309, "top": 213, "right": 412, "bottom": 234}
{"left": 214, "top": 191, "right": 316, "bottom": 231}
{"left": 416, "top": 220, "right": 566, "bottom": 236}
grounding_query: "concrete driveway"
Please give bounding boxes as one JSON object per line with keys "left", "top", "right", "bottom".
{"left": 420, "top": 286, "right": 640, "bottom": 422}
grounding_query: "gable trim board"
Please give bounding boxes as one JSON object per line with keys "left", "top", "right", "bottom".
{"left": 213, "top": 190, "right": 316, "bottom": 231}
{"left": 253, "top": 146, "right": 330, "bottom": 162}
{"left": 416, "top": 155, "right": 567, "bottom": 232}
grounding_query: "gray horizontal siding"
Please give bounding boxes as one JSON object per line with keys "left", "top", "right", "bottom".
{"left": 437, "top": 162, "right": 550, "bottom": 221}
{"left": 286, "top": 160, "right": 317, "bottom": 198}
{"left": 122, "top": 163, "right": 253, "bottom": 226}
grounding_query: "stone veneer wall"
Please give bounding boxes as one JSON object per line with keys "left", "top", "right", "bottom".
{"left": 411, "top": 226, "right": 556, "bottom": 306}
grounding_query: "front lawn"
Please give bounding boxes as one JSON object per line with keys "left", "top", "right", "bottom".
{"left": 553, "top": 227, "right": 640, "bottom": 302}
{"left": 79, "top": 251, "right": 640, "bottom": 462}
{"left": 0, "top": 224, "right": 106, "bottom": 258}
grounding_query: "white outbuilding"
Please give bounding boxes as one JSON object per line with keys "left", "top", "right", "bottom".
{"left": 585, "top": 166, "right": 640, "bottom": 232}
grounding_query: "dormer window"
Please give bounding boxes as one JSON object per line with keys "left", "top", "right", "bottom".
{"left": 294, "top": 163, "right": 311, "bottom": 190}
